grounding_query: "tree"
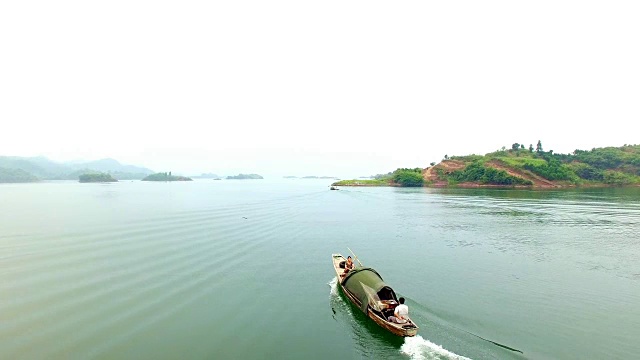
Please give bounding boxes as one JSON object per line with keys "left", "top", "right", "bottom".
{"left": 430, "top": 162, "right": 436, "bottom": 166}
{"left": 392, "top": 169, "right": 424, "bottom": 187}
{"left": 529, "top": 144, "right": 534, "bottom": 152}
{"left": 520, "top": 144, "right": 525, "bottom": 149}
{"left": 444, "top": 155, "right": 449, "bottom": 160}
{"left": 536, "top": 140, "right": 543, "bottom": 153}
{"left": 512, "top": 143, "right": 520, "bottom": 151}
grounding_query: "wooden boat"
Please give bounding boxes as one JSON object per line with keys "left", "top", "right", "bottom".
{"left": 332, "top": 253, "right": 419, "bottom": 337}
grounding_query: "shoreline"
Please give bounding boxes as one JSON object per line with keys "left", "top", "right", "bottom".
{"left": 332, "top": 182, "right": 640, "bottom": 189}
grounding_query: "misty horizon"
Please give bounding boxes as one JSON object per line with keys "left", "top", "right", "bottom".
{"left": 3, "top": 139, "right": 637, "bottom": 179}
{"left": 2, "top": 1, "right": 639, "bottom": 178}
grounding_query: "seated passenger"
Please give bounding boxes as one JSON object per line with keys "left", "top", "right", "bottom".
{"left": 388, "top": 297, "right": 409, "bottom": 324}
{"left": 340, "top": 256, "right": 354, "bottom": 278}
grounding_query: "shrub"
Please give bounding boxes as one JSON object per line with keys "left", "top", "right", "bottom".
{"left": 602, "top": 171, "right": 636, "bottom": 185}
{"left": 523, "top": 159, "right": 576, "bottom": 181}
{"left": 449, "top": 161, "right": 533, "bottom": 186}
{"left": 392, "top": 168, "right": 424, "bottom": 187}
{"left": 570, "top": 163, "right": 604, "bottom": 181}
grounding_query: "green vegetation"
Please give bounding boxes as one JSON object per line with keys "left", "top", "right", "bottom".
{"left": 142, "top": 172, "right": 193, "bottom": 181}
{"left": 449, "top": 154, "right": 484, "bottom": 162}
{"left": 330, "top": 143, "right": 640, "bottom": 188}
{"left": 573, "top": 146, "right": 640, "bottom": 170}
{"left": 448, "top": 161, "right": 533, "bottom": 186}
{"left": 522, "top": 158, "right": 577, "bottom": 181}
{"left": 391, "top": 168, "right": 424, "bottom": 187}
{"left": 484, "top": 141, "right": 640, "bottom": 186}
{"left": 492, "top": 157, "right": 546, "bottom": 168}
{"left": 601, "top": 170, "right": 637, "bottom": 185}
{"left": 0, "top": 167, "right": 39, "bottom": 183}
{"left": 447, "top": 142, "right": 640, "bottom": 186}
{"left": 332, "top": 179, "right": 389, "bottom": 186}
{"left": 79, "top": 173, "right": 118, "bottom": 183}
{"left": 226, "top": 174, "right": 263, "bottom": 179}
{"left": 334, "top": 168, "right": 423, "bottom": 187}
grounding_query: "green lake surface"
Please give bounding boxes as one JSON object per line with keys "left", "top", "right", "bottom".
{"left": 1, "top": 180, "right": 639, "bottom": 359}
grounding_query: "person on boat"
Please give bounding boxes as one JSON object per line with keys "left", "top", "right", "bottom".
{"left": 341, "top": 256, "right": 354, "bottom": 278}
{"left": 388, "top": 297, "right": 409, "bottom": 324}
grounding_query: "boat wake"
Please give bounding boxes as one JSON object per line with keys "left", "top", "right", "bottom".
{"left": 328, "top": 276, "right": 338, "bottom": 296}
{"left": 401, "top": 335, "right": 472, "bottom": 360}
{"left": 330, "top": 276, "right": 468, "bottom": 358}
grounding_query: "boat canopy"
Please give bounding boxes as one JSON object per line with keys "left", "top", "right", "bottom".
{"left": 342, "top": 267, "right": 395, "bottom": 313}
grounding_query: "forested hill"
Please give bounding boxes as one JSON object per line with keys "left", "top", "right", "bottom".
{"left": 426, "top": 143, "right": 640, "bottom": 187}
{"left": 333, "top": 143, "right": 640, "bottom": 188}
{"left": 0, "top": 167, "right": 39, "bottom": 183}
{"left": 0, "top": 156, "right": 153, "bottom": 181}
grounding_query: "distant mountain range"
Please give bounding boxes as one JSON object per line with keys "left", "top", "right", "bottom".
{"left": 0, "top": 156, "right": 154, "bottom": 182}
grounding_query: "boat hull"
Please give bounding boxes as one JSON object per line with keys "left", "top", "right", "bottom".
{"left": 332, "top": 253, "right": 418, "bottom": 337}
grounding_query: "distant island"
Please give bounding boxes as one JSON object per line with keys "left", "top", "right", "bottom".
{"left": 333, "top": 143, "right": 640, "bottom": 188}
{"left": 226, "top": 173, "right": 263, "bottom": 180}
{"left": 283, "top": 176, "right": 297, "bottom": 178}
{"left": 142, "top": 172, "right": 193, "bottom": 181}
{"left": 0, "top": 167, "right": 39, "bottom": 183}
{"left": 79, "top": 173, "right": 118, "bottom": 183}
{"left": 0, "top": 156, "right": 153, "bottom": 182}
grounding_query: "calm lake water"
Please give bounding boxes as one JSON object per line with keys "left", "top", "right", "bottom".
{"left": 1, "top": 180, "right": 639, "bottom": 359}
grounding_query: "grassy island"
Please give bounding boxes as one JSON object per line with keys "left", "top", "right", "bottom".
{"left": 79, "top": 173, "right": 118, "bottom": 183}
{"left": 142, "top": 172, "right": 193, "bottom": 181}
{"left": 332, "top": 179, "right": 389, "bottom": 186}
{"left": 226, "top": 174, "right": 263, "bottom": 179}
{"left": 334, "top": 143, "right": 640, "bottom": 189}
{"left": 333, "top": 168, "right": 423, "bottom": 187}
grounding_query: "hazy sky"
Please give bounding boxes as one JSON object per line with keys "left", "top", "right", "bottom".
{"left": 1, "top": 1, "right": 639, "bottom": 177}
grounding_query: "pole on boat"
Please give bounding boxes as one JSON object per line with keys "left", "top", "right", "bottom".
{"left": 347, "top": 247, "right": 364, "bottom": 267}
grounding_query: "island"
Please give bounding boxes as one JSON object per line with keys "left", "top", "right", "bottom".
{"left": 0, "top": 167, "right": 39, "bottom": 183}
{"left": 142, "top": 172, "right": 193, "bottom": 181}
{"left": 79, "top": 173, "right": 118, "bottom": 183}
{"left": 333, "top": 143, "right": 640, "bottom": 188}
{"left": 283, "top": 176, "right": 298, "bottom": 179}
{"left": 226, "top": 173, "right": 263, "bottom": 180}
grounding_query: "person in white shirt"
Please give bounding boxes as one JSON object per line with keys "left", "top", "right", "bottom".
{"left": 388, "top": 297, "right": 409, "bottom": 324}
